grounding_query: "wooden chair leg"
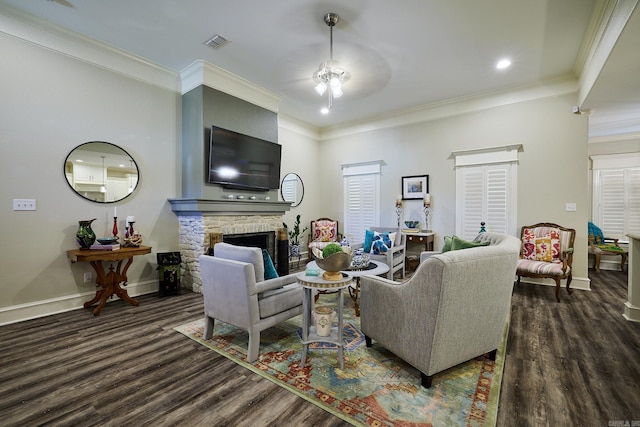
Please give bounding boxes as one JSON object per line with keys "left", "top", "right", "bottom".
{"left": 621, "top": 252, "right": 628, "bottom": 272}
{"left": 554, "top": 278, "right": 561, "bottom": 302}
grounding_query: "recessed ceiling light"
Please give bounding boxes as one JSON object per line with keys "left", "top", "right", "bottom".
{"left": 496, "top": 59, "right": 511, "bottom": 70}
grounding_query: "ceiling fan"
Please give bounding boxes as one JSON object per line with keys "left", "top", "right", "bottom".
{"left": 46, "top": 0, "right": 74, "bottom": 8}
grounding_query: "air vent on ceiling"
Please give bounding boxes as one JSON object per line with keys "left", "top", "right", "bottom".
{"left": 204, "top": 34, "right": 229, "bottom": 49}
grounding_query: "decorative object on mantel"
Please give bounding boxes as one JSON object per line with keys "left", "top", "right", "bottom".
{"left": 283, "top": 214, "right": 308, "bottom": 259}
{"left": 76, "top": 218, "right": 97, "bottom": 249}
{"left": 423, "top": 193, "right": 432, "bottom": 232}
{"left": 395, "top": 195, "right": 404, "bottom": 228}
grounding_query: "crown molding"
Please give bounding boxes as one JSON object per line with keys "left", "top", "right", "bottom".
{"left": 180, "top": 60, "right": 280, "bottom": 114}
{"left": 577, "top": 0, "right": 639, "bottom": 106}
{"left": 589, "top": 131, "right": 640, "bottom": 144}
{"left": 0, "top": 4, "right": 179, "bottom": 92}
{"left": 319, "top": 77, "right": 578, "bottom": 140}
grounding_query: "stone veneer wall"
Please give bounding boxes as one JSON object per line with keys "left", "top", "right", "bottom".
{"left": 179, "top": 215, "right": 283, "bottom": 293}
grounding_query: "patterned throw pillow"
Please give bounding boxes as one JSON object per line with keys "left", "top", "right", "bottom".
{"left": 522, "top": 228, "right": 537, "bottom": 260}
{"left": 370, "top": 232, "right": 394, "bottom": 254}
{"left": 535, "top": 236, "right": 553, "bottom": 262}
{"left": 314, "top": 221, "right": 336, "bottom": 242}
{"left": 549, "top": 229, "right": 561, "bottom": 261}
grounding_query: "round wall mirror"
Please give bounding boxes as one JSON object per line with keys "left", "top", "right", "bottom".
{"left": 64, "top": 141, "right": 139, "bottom": 203}
{"left": 280, "top": 173, "right": 304, "bottom": 207}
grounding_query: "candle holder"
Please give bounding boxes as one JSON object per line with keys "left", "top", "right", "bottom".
{"left": 127, "top": 221, "right": 135, "bottom": 238}
{"left": 112, "top": 217, "right": 119, "bottom": 240}
{"left": 395, "top": 204, "right": 404, "bottom": 228}
{"left": 423, "top": 206, "right": 431, "bottom": 232}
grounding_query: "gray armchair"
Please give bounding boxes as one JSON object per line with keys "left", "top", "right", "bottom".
{"left": 199, "top": 242, "right": 303, "bottom": 362}
{"left": 353, "top": 227, "right": 406, "bottom": 280}
{"left": 360, "top": 232, "right": 520, "bottom": 388}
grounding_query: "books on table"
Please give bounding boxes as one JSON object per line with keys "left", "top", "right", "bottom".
{"left": 89, "top": 243, "right": 120, "bottom": 250}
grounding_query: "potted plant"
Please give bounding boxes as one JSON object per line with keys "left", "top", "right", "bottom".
{"left": 283, "top": 214, "right": 308, "bottom": 258}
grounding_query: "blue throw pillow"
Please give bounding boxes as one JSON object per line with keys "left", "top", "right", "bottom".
{"left": 370, "top": 232, "right": 393, "bottom": 254}
{"left": 262, "top": 249, "right": 279, "bottom": 280}
{"left": 363, "top": 229, "right": 375, "bottom": 253}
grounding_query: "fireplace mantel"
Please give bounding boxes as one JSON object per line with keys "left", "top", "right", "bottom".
{"left": 168, "top": 198, "right": 291, "bottom": 216}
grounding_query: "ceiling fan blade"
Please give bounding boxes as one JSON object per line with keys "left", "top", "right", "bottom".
{"left": 47, "top": 0, "right": 74, "bottom": 8}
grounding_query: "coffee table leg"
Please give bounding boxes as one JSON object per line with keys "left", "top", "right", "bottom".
{"left": 348, "top": 277, "right": 361, "bottom": 316}
{"left": 338, "top": 288, "right": 344, "bottom": 369}
{"left": 300, "top": 287, "right": 311, "bottom": 366}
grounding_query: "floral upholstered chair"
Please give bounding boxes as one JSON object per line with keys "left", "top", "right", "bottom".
{"left": 516, "top": 222, "right": 576, "bottom": 302}
{"left": 307, "top": 218, "right": 341, "bottom": 260}
{"left": 588, "top": 221, "right": 628, "bottom": 272}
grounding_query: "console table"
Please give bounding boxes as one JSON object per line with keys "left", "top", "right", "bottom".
{"left": 403, "top": 231, "right": 435, "bottom": 251}
{"left": 67, "top": 245, "right": 152, "bottom": 316}
{"left": 296, "top": 271, "right": 353, "bottom": 369}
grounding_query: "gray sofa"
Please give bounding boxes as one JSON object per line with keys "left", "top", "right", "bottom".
{"left": 360, "top": 232, "right": 520, "bottom": 388}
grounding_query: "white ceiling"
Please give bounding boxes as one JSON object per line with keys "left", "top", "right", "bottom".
{"left": 1, "top": 0, "right": 638, "bottom": 138}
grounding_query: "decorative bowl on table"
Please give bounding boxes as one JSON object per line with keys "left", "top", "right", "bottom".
{"left": 97, "top": 237, "right": 118, "bottom": 245}
{"left": 313, "top": 247, "right": 353, "bottom": 281}
{"left": 404, "top": 220, "right": 420, "bottom": 229}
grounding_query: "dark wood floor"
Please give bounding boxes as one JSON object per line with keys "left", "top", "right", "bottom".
{"left": 1, "top": 270, "right": 638, "bottom": 426}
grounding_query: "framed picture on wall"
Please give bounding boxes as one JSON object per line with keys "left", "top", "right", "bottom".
{"left": 402, "top": 175, "right": 429, "bottom": 200}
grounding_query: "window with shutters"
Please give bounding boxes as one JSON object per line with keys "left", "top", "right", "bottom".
{"left": 342, "top": 161, "right": 382, "bottom": 245}
{"left": 452, "top": 145, "right": 520, "bottom": 239}
{"left": 591, "top": 154, "right": 640, "bottom": 242}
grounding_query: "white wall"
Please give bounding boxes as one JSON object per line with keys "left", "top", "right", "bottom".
{"left": 317, "top": 93, "right": 590, "bottom": 289}
{"left": 0, "top": 30, "right": 181, "bottom": 323}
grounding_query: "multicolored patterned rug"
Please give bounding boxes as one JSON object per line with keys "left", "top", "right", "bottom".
{"left": 175, "top": 297, "right": 506, "bottom": 426}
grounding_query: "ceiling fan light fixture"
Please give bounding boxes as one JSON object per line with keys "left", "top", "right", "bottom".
{"left": 312, "top": 13, "right": 349, "bottom": 113}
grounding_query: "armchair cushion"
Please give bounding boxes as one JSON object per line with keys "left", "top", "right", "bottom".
{"left": 214, "top": 242, "right": 264, "bottom": 283}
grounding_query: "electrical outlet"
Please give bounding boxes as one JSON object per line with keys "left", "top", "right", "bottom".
{"left": 84, "top": 272, "right": 93, "bottom": 283}
{"left": 13, "top": 199, "right": 36, "bottom": 211}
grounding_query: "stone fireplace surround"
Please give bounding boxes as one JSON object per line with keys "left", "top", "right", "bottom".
{"left": 170, "top": 197, "right": 293, "bottom": 293}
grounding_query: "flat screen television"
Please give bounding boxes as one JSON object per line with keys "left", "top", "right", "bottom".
{"left": 208, "top": 126, "right": 282, "bottom": 191}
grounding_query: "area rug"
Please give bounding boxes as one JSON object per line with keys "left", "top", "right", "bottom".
{"left": 174, "top": 297, "right": 507, "bottom": 426}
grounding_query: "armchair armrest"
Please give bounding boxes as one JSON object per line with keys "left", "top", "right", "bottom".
{"left": 254, "top": 273, "right": 299, "bottom": 294}
{"left": 420, "top": 251, "right": 441, "bottom": 263}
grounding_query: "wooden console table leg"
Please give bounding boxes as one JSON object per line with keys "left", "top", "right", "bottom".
{"left": 84, "top": 261, "right": 106, "bottom": 312}
{"left": 112, "top": 258, "right": 139, "bottom": 307}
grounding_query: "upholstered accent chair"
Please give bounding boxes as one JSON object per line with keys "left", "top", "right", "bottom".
{"left": 516, "top": 222, "right": 576, "bottom": 302}
{"left": 199, "top": 243, "right": 303, "bottom": 362}
{"left": 307, "top": 218, "right": 341, "bottom": 260}
{"left": 361, "top": 232, "right": 520, "bottom": 388}
{"left": 588, "top": 222, "right": 628, "bottom": 272}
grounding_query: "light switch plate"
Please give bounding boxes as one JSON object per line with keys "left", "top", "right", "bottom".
{"left": 565, "top": 202, "right": 576, "bottom": 212}
{"left": 13, "top": 199, "right": 36, "bottom": 211}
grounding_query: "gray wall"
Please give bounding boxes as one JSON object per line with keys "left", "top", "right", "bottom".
{"left": 181, "top": 85, "right": 279, "bottom": 199}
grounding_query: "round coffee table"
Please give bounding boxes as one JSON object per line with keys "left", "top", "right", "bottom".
{"left": 306, "top": 260, "right": 390, "bottom": 316}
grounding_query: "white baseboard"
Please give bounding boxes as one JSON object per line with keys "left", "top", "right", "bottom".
{"left": 0, "top": 280, "right": 158, "bottom": 326}
{"left": 623, "top": 302, "right": 640, "bottom": 323}
{"left": 517, "top": 275, "right": 591, "bottom": 291}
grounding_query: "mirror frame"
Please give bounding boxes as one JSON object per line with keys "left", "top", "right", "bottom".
{"left": 64, "top": 141, "right": 139, "bottom": 204}
{"left": 280, "top": 173, "right": 304, "bottom": 207}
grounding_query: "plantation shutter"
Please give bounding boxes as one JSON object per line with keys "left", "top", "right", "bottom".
{"left": 592, "top": 154, "right": 640, "bottom": 241}
{"left": 342, "top": 161, "right": 382, "bottom": 246}
{"left": 458, "top": 164, "right": 510, "bottom": 240}
{"left": 453, "top": 145, "right": 520, "bottom": 239}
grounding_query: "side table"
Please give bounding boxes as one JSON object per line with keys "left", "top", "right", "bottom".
{"left": 296, "top": 271, "right": 353, "bottom": 369}
{"left": 67, "top": 245, "right": 152, "bottom": 316}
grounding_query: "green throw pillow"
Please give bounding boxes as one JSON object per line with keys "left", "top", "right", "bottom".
{"left": 450, "top": 235, "right": 491, "bottom": 251}
{"left": 442, "top": 236, "right": 453, "bottom": 253}
{"left": 262, "top": 249, "right": 279, "bottom": 280}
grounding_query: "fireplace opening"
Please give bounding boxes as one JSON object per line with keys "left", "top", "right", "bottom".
{"left": 222, "top": 231, "right": 277, "bottom": 267}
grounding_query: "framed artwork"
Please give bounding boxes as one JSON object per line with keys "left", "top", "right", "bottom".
{"left": 402, "top": 175, "right": 429, "bottom": 200}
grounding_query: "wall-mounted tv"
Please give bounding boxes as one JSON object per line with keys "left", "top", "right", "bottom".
{"left": 208, "top": 126, "right": 282, "bottom": 191}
